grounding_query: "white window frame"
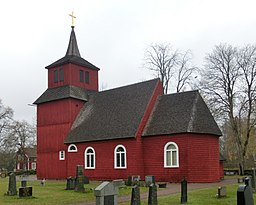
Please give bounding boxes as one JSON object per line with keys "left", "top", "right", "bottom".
{"left": 164, "top": 142, "right": 179, "bottom": 168}
{"left": 59, "top": 150, "right": 65, "bottom": 160}
{"left": 31, "top": 162, "right": 36, "bottom": 170}
{"left": 85, "top": 147, "right": 95, "bottom": 169}
{"left": 114, "top": 145, "right": 127, "bottom": 169}
{"left": 68, "top": 144, "right": 78, "bottom": 152}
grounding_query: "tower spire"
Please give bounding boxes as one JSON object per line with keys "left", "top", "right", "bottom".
{"left": 65, "top": 21, "right": 81, "bottom": 57}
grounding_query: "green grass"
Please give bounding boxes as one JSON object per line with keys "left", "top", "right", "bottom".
{"left": 120, "top": 183, "right": 255, "bottom": 205}
{"left": 1, "top": 176, "right": 256, "bottom": 205}
{"left": 0, "top": 176, "right": 148, "bottom": 205}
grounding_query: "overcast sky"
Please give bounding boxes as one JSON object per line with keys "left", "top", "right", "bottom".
{"left": 1, "top": 0, "right": 256, "bottom": 123}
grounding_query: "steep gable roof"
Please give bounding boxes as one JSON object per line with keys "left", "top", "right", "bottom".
{"left": 142, "top": 90, "right": 222, "bottom": 137}
{"left": 64, "top": 79, "right": 160, "bottom": 143}
{"left": 45, "top": 27, "right": 99, "bottom": 71}
{"left": 34, "top": 85, "right": 92, "bottom": 104}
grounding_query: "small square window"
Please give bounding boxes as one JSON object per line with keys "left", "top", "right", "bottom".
{"left": 80, "top": 70, "right": 84, "bottom": 82}
{"left": 54, "top": 70, "right": 58, "bottom": 83}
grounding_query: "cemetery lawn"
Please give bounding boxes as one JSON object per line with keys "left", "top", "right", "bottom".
{"left": 0, "top": 176, "right": 147, "bottom": 205}
{"left": 120, "top": 183, "right": 256, "bottom": 205}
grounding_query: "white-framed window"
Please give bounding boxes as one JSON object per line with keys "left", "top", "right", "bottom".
{"left": 114, "top": 145, "right": 127, "bottom": 169}
{"left": 31, "top": 162, "right": 36, "bottom": 170}
{"left": 17, "top": 162, "right": 20, "bottom": 170}
{"left": 68, "top": 144, "right": 78, "bottom": 152}
{"left": 164, "top": 142, "right": 179, "bottom": 168}
{"left": 59, "top": 150, "right": 65, "bottom": 160}
{"left": 85, "top": 147, "right": 95, "bottom": 169}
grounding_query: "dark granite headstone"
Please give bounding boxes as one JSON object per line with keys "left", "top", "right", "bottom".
{"left": 252, "top": 169, "right": 256, "bottom": 190}
{"left": 21, "top": 180, "right": 27, "bottom": 188}
{"left": 148, "top": 183, "right": 158, "bottom": 205}
{"left": 145, "top": 176, "right": 155, "bottom": 187}
{"left": 19, "top": 186, "right": 32, "bottom": 197}
{"left": 84, "top": 176, "right": 89, "bottom": 184}
{"left": 66, "top": 177, "right": 76, "bottom": 190}
{"left": 131, "top": 185, "right": 140, "bottom": 205}
{"left": 75, "top": 165, "right": 85, "bottom": 192}
{"left": 237, "top": 183, "right": 254, "bottom": 205}
{"left": 6, "top": 172, "right": 17, "bottom": 196}
{"left": 180, "top": 178, "right": 187, "bottom": 204}
{"left": 131, "top": 175, "right": 140, "bottom": 186}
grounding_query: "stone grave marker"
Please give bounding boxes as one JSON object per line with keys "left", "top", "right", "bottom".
{"left": 84, "top": 176, "right": 89, "bottom": 184}
{"left": 145, "top": 176, "right": 155, "bottom": 187}
{"left": 20, "top": 174, "right": 28, "bottom": 188}
{"left": 66, "top": 176, "right": 76, "bottom": 190}
{"left": 148, "top": 183, "right": 158, "bottom": 205}
{"left": 75, "top": 165, "right": 85, "bottom": 192}
{"left": 180, "top": 178, "right": 187, "bottom": 204}
{"left": 94, "top": 180, "right": 124, "bottom": 205}
{"left": 6, "top": 172, "right": 17, "bottom": 196}
{"left": 131, "top": 175, "right": 140, "bottom": 186}
{"left": 237, "top": 182, "right": 254, "bottom": 205}
{"left": 217, "top": 186, "right": 227, "bottom": 198}
{"left": 19, "top": 187, "right": 33, "bottom": 197}
{"left": 131, "top": 185, "right": 140, "bottom": 205}
{"left": 252, "top": 168, "right": 256, "bottom": 190}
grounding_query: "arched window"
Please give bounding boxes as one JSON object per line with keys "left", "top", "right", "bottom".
{"left": 68, "top": 144, "right": 78, "bottom": 152}
{"left": 164, "top": 142, "right": 179, "bottom": 168}
{"left": 114, "top": 145, "right": 126, "bottom": 169}
{"left": 85, "top": 147, "right": 95, "bottom": 169}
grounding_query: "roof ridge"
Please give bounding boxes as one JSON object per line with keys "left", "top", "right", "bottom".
{"left": 99, "top": 78, "right": 160, "bottom": 94}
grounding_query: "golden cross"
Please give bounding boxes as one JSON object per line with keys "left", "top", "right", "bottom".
{"left": 69, "top": 11, "right": 76, "bottom": 27}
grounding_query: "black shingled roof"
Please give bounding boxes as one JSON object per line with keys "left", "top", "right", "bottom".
{"left": 142, "top": 90, "right": 222, "bottom": 137}
{"left": 64, "top": 79, "right": 160, "bottom": 143}
{"left": 45, "top": 27, "right": 99, "bottom": 71}
{"left": 34, "top": 85, "right": 91, "bottom": 104}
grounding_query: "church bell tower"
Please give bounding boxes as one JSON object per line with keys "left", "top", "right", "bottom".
{"left": 34, "top": 14, "right": 100, "bottom": 179}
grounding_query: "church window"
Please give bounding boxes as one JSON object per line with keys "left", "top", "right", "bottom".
{"left": 59, "top": 68, "right": 64, "bottom": 81}
{"left": 31, "top": 162, "right": 36, "bottom": 170}
{"left": 79, "top": 70, "right": 84, "bottom": 82}
{"left": 114, "top": 145, "right": 126, "bottom": 169}
{"left": 54, "top": 70, "right": 58, "bottom": 83}
{"left": 85, "top": 147, "right": 95, "bottom": 169}
{"left": 68, "top": 144, "right": 78, "bottom": 152}
{"left": 164, "top": 142, "right": 179, "bottom": 168}
{"left": 59, "top": 150, "right": 65, "bottom": 160}
{"left": 85, "top": 71, "right": 89, "bottom": 84}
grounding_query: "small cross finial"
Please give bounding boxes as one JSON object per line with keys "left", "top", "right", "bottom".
{"left": 69, "top": 11, "right": 76, "bottom": 27}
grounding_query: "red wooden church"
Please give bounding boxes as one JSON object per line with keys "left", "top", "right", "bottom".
{"left": 34, "top": 25, "right": 224, "bottom": 182}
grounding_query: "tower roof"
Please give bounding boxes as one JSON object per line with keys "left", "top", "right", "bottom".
{"left": 46, "top": 27, "right": 99, "bottom": 70}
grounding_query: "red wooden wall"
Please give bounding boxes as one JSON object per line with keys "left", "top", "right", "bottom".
{"left": 48, "top": 63, "right": 98, "bottom": 91}
{"left": 142, "top": 133, "right": 220, "bottom": 182}
{"left": 37, "top": 99, "right": 85, "bottom": 179}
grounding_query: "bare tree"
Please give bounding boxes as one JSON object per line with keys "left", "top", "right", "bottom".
{"left": 144, "top": 43, "right": 197, "bottom": 94}
{"left": 200, "top": 44, "right": 256, "bottom": 175}
{"left": 0, "top": 99, "right": 13, "bottom": 148}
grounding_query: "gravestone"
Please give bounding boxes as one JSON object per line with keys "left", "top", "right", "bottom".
{"left": 148, "top": 183, "right": 158, "bottom": 205}
{"left": 20, "top": 174, "right": 28, "bottom": 188}
{"left": 237, "top": 183, "right": 254, "bottom": 205}
{"left": 131, "top": 185, "right": 140, "bottom": 205}
{"left": 6, "top": 172, "right": 17, "bottom": 196}
{"left": 217, "top": 186, "right": 227, "bottom": 198}
{"left": 41, "top": 178, "right": 46, "bottom": 186}
{"left": 145, "top": 176, "right": 155, "bottom": 187}
{"left": 19, "top": 187, "right": 32, "bottom": 197}
{"left": 75, "top": 165, "right": 85, "bottom": 192}
{"left": 84, "top": 176, "right": 89, "bottom": 184}
{"left": 66, "top": 176, "right": 76, "bottom": 190}
{"left": 180, "top": 178, "right": 187, "bottom": 204}
{"left": 126, "top": 175, "right": 132, "bottom": 186}
{"left": 252, "top": 168, "right": 256, "bottom": 190}
{"left": 94, "top": 180, "right": 124, "bottom": 205}
{"left": 131, "top": 175, "right": 140, "bottom": 186}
